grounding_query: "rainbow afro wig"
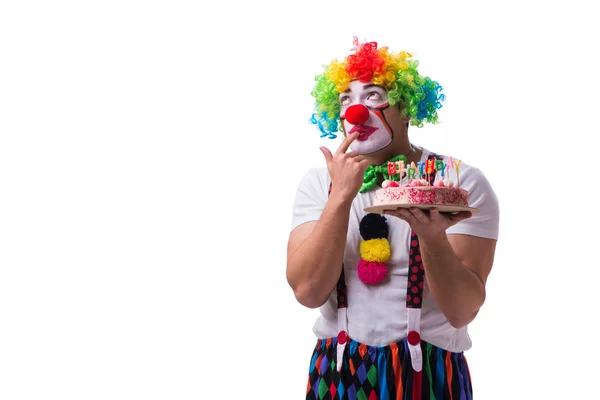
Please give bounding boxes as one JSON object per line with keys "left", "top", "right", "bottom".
{"left": 310, "top": 37, "right": 446, "bottom": 139}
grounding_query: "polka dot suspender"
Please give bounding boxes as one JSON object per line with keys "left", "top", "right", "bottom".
{"left": 406, "top": 234, "right": 426, "bottom": 308}
{"left": 405, "top": 155, "right": 440, "bottom": 375}
{"left": 328, "top": 182, "right": 350, "bottom": 371}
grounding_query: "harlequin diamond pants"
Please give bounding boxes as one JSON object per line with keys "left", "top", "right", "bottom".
{"left": 306, "top": 337, "right": 472, "bottom": 400}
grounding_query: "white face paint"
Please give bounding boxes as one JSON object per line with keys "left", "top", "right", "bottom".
{"left": 340, "top": 80, "right": 394, "bottom": 155}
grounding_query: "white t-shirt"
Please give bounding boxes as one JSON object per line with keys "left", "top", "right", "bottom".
{"left": 290, "top": 147, "right": 500, "bottom": 352}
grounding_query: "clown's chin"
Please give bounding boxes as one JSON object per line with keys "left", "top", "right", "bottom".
{"left": 349, "top": 134, "right": 392, "bottom": 155}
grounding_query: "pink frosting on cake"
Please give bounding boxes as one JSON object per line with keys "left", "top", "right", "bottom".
{"left": 373, "top": 185, "right": 469, "bottom": 207}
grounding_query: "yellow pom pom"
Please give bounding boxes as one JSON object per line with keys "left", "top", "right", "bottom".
{"left": 360, "top": 238, "right": 391, "bottom": 262}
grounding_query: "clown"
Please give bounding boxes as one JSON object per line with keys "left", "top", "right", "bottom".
{"left": 288, "top": 38, "right": 499, "bottom": 399}
{"left": 310, "top": 38, "right": 444, "bottom": 155}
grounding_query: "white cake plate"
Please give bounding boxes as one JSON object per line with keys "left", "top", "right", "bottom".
{"left": 364, "top": 204, "right": 480, "bottom": 214}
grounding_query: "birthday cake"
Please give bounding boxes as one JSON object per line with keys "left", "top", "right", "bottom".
{"left": 372, "top": 179, "right": 469, "bottom": 208}
{"left": 367, "top": 156, "right": 474, "bottom": 212}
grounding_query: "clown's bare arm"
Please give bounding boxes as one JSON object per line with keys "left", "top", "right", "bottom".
{"left": 286, "top": 197, "right": 352, "bottom": 308}
{"left": 286, "top": 133, "right": 369, "bottom": 309}
{"left": 419, "top": 233, "right": 496, "bottom": 328}
{"left": 384, "top": 207, "right": 496, "bottom": 328}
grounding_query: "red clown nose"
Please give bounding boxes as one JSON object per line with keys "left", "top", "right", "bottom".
{"left": 345, "top": 104, "right": 369, "bottom": 125}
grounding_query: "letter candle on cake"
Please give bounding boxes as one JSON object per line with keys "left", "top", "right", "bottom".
{"left": 417, "top": 161, "right": 425, "bottom": 179}
{"left": 407, "top": 163, "right": 416, "bottom": 180}
{"left": 435, "top": 159, "right": 445, "bottom": 185}
{"left": 411, "top": 162, "right": 419, "bottom": 181}
{"left": 426, "top": 159, "right": 435, "bottom": 182}
{"left": 387, "top": 161, "right": 397, "bottom": 180}
{"left": 397, "top": 160, "right": 406, "bottom": 186}
{"left": 447, "top": 157, "right": 455, "bottom": 185}
{"left": 455, "top": 159, "right": 462, "bottom": 187}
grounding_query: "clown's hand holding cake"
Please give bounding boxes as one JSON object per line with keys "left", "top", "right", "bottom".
{"left": 289, "top": 37, "right": 499, "bottom": 400}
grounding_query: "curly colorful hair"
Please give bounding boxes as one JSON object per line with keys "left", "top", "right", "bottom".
{"left": 310, "top": 37, "right": 446, "bottom": 139}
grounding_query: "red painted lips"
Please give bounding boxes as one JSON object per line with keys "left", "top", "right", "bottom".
{"left": 349, "top": 125, "right": 378, "bottom": 141}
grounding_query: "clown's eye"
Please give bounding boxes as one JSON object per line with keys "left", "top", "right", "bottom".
{"left": 339, "top": 95, "right": 351, "bottom": 105}
{"left": 366, "top": 92, "right": 382, "bottom": 101}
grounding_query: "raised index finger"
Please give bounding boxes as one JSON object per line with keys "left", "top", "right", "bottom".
{"left": 336, "top": 132, "right": 359, "bottom": 155}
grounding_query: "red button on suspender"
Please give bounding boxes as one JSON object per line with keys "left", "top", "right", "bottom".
{"left": 407, "top": 330, "right": 421, "bottom": 346}
{"left": 337, "top": 330, "right": 347, "bottom": 345}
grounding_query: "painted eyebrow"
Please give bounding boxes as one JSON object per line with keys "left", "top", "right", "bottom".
{"left": 341, "top": 83, "right": 385, "bottom": 94}
{"left": 363, "top": 84, "right": 385, "bottom": 90}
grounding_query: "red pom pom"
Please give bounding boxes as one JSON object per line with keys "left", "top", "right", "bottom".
{"left": 345, "top": 104, "right": 369, "bottom": 125}
{"left": 357, "top": 259, "right": 388, "bottom": 284}
{"left": 387, "top": 181, "right": 400, "bottom": 187}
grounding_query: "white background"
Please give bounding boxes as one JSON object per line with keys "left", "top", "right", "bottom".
{"left": 1, "top": 1, "right": 599, "bottom": 399}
